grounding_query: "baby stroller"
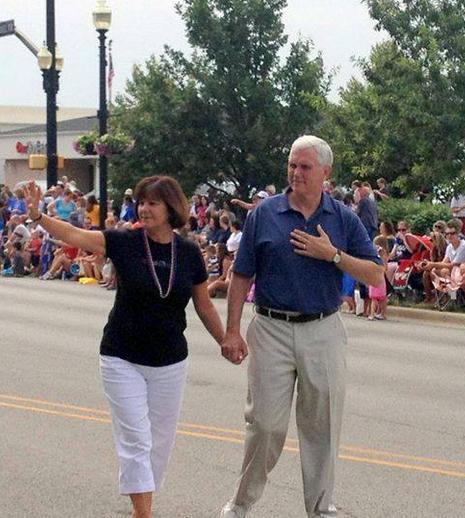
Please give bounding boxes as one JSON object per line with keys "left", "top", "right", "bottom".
{"left": 391, "top": 234, "right": 433, "bottom": 301}
{"left": 432, "top": 266, "right": 465, "bottom": 311}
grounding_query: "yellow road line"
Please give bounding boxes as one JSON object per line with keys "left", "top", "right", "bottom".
{"left": 0, "top": 394, "right": 110, "bottom": 415}
{"left": 2, "top": 395, "right": 465, "bottom": 478}
{"left": 339, "top": 454, "right": 465, "bottom": 479}
{"left": 0, "top": 402, "right": 111, "bottom": 424}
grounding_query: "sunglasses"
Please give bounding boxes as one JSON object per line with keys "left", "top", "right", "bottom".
{"left": 398, "top": 228, "right": 407, "bottom": 232}
{"left": 445, "top": 231, "right": 457, "bottom": 236}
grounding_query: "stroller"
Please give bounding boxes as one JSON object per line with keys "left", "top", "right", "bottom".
{"left": 432, "top": 266, "right": 465, "bottom": 311}
{"left": 391, "top": 234, "right": 433, "bottom": 301}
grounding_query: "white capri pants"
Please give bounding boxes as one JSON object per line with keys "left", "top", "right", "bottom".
{"left": 100, "top": 355, "right": 188, "bottom": 495}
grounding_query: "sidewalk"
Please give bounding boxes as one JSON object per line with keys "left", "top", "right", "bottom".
{"left": 387, "top": 305, "right": 465, "bottom": 326}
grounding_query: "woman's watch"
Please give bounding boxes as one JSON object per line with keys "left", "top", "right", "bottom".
{"left": 331, "top": 249, "right": 342, "bottom": 264}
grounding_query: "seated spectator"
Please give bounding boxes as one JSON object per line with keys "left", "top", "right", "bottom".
{"left": 40, "top": 242, "right": 79, "bottom": 280}
{"left": 208, "top": 256, "right": 235, "bottom": 298}
{"left": 418, "top": 223, "right": 465, "bottom": 280}
{"left": 432, "top": 220, "right": 447, "bottom": 234}
{"left": 217, "top": 215, "right": 231, "bottom": 245}
{"left": 48, "top": 189, "right": 77, "bottom": 221}
{"left": 226, "top": 221, "right": 242, "bottom": 254}
{"left": 205, "top": 244, "right": 220, "bottom": 283}
{"left": 24, "top": 228, "right": 43, "bottom": 276}
{"left": 11, "top": 241, "right": 26, "bottom": 277}
{"left": 220, "top": 201, "right": 236, "bottom": 224}
{"left": 420, "top": 231, "right": 447, "bottom": 303}
{"left": 8, "top": 188, "right": 28, "bottom": 215}
{"left": 205, "top": 215, "right": 222, "bottom": 244}
{"left": 447, "top": 218, "right": 465, "bottom": 238}
{"left": 184, "top": 216, "right": 200, "bottom": 242}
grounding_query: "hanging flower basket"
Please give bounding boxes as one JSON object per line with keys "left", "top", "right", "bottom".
{"left": 94, "top": 132, "right": 134, "bottom": 157}
{"left": 73, "top": 132, "right": 99, "bottom": 156}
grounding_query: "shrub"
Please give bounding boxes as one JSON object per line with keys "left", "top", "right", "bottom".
{"left": 378, "top": 198, "right": 452, "bottom": 234}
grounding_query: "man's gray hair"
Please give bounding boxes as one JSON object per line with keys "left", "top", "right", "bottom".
{"left": 290, "top": 135, "right": 333, "bottom": 167}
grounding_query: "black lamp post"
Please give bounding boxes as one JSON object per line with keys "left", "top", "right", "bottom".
{"left": 38, "top": 0, "right": 63, "bottom": 189}
{"left": 93, "top": 0, "right": 112, "bottom": 229}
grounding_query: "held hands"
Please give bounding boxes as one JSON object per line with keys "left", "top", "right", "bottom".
{"left": 290, "top": 225, "right": 336, "bottom": 262}
{"left": 221, "top": 331, "right": 248, "bottom": 365}
{"left": 24, "top": 181, "right": 42, "bottom": 220}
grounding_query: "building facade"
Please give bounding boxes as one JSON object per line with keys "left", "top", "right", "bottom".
{"left": 0, "top": 107, "right": 99, "bottom": 193}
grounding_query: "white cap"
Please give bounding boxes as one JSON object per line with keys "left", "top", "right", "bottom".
{"left": 124, "top": 188, "right": 133, "bottom": 196}
{"left": 256, "top": 190, "right": 269, "bottom": 199}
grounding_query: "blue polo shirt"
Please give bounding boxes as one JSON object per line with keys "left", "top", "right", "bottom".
{"left": 234, "top": 192, "right": 382, "bottom": 313}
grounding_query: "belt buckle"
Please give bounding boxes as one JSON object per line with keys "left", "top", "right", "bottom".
{"left": 285, "top": 313, "right": 290, "bottom": 322}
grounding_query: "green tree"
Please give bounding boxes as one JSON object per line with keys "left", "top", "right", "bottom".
{"left": 325, "top": 41, "right": 446, "bottom": 193}
{"left": 362, "top": 0, "right": 465, "bottom": 192}
{"left": 110, "top": 0, "right": 329, "bottom": 197}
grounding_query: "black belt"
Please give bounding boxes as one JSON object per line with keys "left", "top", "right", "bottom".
{"left": 255, "top": 306, "right": 338, "bottom": 323}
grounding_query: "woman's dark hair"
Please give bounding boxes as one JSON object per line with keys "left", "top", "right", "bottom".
{"left": 188, "top": 216, "right": 198, "bottom": 231}
{"left": 209, "top": 215, "right": 220, "bottom": 230}
{"left": 86, "top": 194, "right": 99, "bottom": 211}
{"left": 343, "top": 192, "right": 354, "bottom": 206}
{"left": 231, "top": 220, "right": 242, "bottom": 231}
{"left": 380, "top": 220, "right": 395, "bottom": 235}
{"left": 134, "top": 175, "right": 189, "bottom": 229}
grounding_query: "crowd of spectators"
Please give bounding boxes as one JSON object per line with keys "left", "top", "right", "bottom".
{"left": 1, "top": 175, "right": 464, "bottom": 312}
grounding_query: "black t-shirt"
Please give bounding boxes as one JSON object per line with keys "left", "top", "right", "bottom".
{"left": 100, "top": 228, "right": 208, "bottom": 367}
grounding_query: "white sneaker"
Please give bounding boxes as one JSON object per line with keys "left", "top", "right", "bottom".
{"left": 220, "top": 501, "right": 248, "bottom": 518}
{"left": 316, "top": 504, "right": 338, "bottom": 517}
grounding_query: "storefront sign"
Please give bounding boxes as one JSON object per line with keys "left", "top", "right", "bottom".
{"left": 16, "top": 140, "right": 47, "bottom": 155}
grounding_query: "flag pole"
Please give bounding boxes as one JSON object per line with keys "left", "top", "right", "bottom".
{"left": 107, "top": 39, "right": 114, "bottom": 109}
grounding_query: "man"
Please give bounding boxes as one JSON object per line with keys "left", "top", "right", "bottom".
{"left": 220, "top": 135, "right": 384, "bottom": 518}
{"left": 356, "top": 186, "right": 378, "bottom": 240}
{"left": 373, "top": 177, "right": 390, "bottom": 202}
{"left": 231, "top": 190, "right": 269, "bottom": 212}
{"left": 420, "top": 222, "right": 465, "bottom": 276}
{"left": 450, "top": 193, "right": 465, "bottom": 234}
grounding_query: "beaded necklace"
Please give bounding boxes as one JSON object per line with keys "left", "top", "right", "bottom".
{"left": 143, "top": 229, "right": 176, "bottom": 299}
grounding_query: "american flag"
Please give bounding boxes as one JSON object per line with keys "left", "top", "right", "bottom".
{"left": 108, "top": 40, "right": 115, "bottom": 105}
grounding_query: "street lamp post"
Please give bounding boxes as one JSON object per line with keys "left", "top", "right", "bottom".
{"left": 93, "top": 0, "right": 112, "bottom": 229}
{"left": 38, "top": 0, "right": 63, "bottom": 189}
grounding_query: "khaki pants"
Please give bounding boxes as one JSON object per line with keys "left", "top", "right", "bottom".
{"left": 232, "top": 312, "right": 347, "bottom": 517}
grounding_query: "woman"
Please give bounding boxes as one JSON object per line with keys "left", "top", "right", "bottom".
{"left": 25, "top": 176, "right": 224, "bottom": 518}
{"left": 85, "top": 194, "right": 101, "bottom": 229}
{"left": 378, "top": 220, "right": 396, "bottom": 253}
{"left": 48, "top": 189, "right": 77, "bottom": 222}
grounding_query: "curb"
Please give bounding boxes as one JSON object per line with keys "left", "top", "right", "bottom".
{"left": 386, "top": 305, "right": 465, "bottom": 326}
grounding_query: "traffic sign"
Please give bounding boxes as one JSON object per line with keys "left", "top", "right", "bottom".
{"left": 0, "top": 19, "right": 15, "bottom": 37}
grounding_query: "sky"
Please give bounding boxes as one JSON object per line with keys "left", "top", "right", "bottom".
{"left": 0, "top": 0, "right": 387, "bottom": 109}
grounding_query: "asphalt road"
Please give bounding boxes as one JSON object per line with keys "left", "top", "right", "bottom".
{"left": 1, "top": 277, "right": 464, "bottom": 518}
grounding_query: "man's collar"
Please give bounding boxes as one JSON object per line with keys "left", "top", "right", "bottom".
{"left": 278, "top": 190, "right": 335, "bottom": 215}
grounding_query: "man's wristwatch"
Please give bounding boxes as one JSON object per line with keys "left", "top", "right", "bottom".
{"left": 331, "top": 249, "right": 342, "bottom": 264}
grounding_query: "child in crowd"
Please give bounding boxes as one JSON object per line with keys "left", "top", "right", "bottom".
{"left": 368, "top": 235, "right": 389, "bottom": 320}
{"left": 341, "top": 272, "right": 356, "bottom": 313}
{"left": 12, "top": 241, "right": 26, "bottom": 277}
{"left": 205, "top": 244, "right": 220, "bottom": 283}
{"left": 25, "top": 228, "right": 43, "bottom": 276}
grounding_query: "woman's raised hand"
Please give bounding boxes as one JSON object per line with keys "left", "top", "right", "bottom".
{"left": 24, "top": 180, "right": 42, "bottom": 219}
